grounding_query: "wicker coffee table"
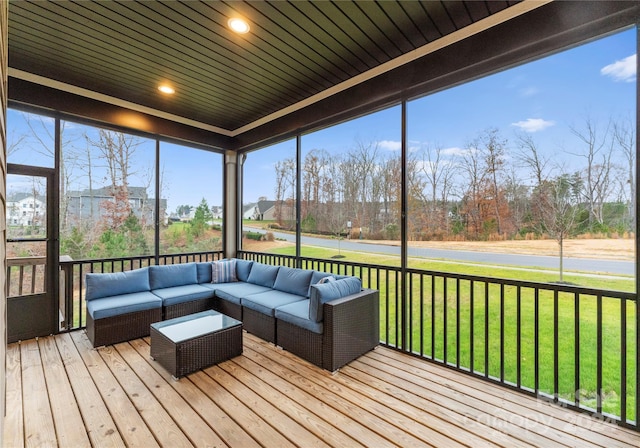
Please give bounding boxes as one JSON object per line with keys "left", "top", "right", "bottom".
{"left": 150, "top": 310, "right": 242, "bottom": 378}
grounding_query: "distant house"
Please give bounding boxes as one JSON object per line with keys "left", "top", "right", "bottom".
{"left": 242, "top": 202, "right": 256, "bottom": 220}
{"left": 252, "top": 200, "right": 276, "bottom": 221}
{"left": 65, "top": 186, "right": 166, "bottom": 226}
{"left": 211, "top": 205, "right": 223, "bottom": 220}
{"left": 7, "top": 192, "right": 45, "bottom": 226}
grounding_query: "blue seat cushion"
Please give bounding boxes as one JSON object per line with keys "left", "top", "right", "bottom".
{"left": 212, "top": 282, "right": 272, "bottom": 305}
{"left": 85, "top": 267, "right": 150, "bottom": 301}
{"left": 273, "top": 266, "right": 313, "bottom": 297}
{"left": 246, "top": 262, "right": 280, "bottom": 288}
{"left": 87, "top": 291, "right": 162, "bottom": 320}
{"left": 196, "top": 262, "right": 213, "bottom": 283}
{"left": 275, "top": 300, "right": 323, "bottom": 334}
{"left": 152, "top": 284, "right": 214, "bottom": 307}
{"left": 242, "top": 290, "right": 306, "bottom": 316}
{"left": 149, "top": 263, "right": 197, "bottom": 289}
{"left": 309, "top": 277, "right": 362, "bottom": 322}
{"left": 235, "top": 259, "right": 254, "bottom": 282}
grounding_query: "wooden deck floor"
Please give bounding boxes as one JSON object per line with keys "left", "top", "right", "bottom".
{"left": 4, "top": 331, "right": 640, "bottom": 448}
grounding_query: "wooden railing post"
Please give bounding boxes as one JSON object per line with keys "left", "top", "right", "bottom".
{"left": 59, "top": 255, "right": 73, "bottom": 330}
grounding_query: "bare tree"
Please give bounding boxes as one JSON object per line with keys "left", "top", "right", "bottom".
{"left": 347, "top": 139, "right": 380, "bottom": 233}
{"left": 419, "top": 144, "right": 456, "bottom": 237}
{"left": 479, "top": 128, "right": 508, "bottom": 235}
{"left": 503, "top": 168, "right": 530, "bottom": 235}
{"left": 22, "top": 115, "right": 81, "bottom": 231}
{"left": 459, "top": 142, "right": 485, "bottom": 239}
{"left": 535, "top": 173, "right": 580, "bottom": 282}
{"left": 7, "top": 128, "right": 27, "bottom": 158}
{"left": 319, "top": 154, "right": 343, "bottom": 234}
{"left": 84, "top": 129, "right": 143, "bottom": 230}
{"left": 379, "top": 154, "right": 401, "bottom": 238}
{"left": 515, "top": 133, "right": 552, "bottom": 186}
{"left": 302, "top": 149, "right": 331, "bottom": 231}
{"left": 514, "top": 133, "right": 554, "bottom": 234}
{"left": 613, "top": 117, "right": 636, "bottom": 230}
{"left": 273, "top": 158, "right": 295, "bottom": 227}
{"left": 569, "top": 117, "right": 615, "bottom": 228}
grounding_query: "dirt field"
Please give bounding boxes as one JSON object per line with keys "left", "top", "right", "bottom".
{"left": 401, "top": 238, "right": 635, "bottom": 260}
{"left": 243, "top": 237, "right": 635, "bottom": 261}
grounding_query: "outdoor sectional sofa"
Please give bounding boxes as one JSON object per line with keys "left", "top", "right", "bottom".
{"left": 84, "top": 258, "right": 379, "bottom": 371}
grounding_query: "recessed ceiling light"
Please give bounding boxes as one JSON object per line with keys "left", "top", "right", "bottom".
{"left": 158, "top": 85, "right": 175, "bottom": 95}
{"left": 228, "top": 17, "right": 250, "bottom": 34}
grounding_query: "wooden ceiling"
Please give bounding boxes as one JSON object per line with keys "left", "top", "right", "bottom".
{"left": 7, "top": 1, "right": 640, "bottom": 151}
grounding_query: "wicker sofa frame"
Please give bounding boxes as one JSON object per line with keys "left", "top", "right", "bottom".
{"left": 163, "top": 296, "right": 216, "bottom": 320}
{"left": 274, "top": 288, "right": 379, "bottom": 371}
{"left": 86, "top": 307, "right": 162, "bottom": 347}
{"left": 210, "top": 286, "right": 379, "bottom": 371}
{"left": 212, "top": 297, "right": 242, "bottom": 322}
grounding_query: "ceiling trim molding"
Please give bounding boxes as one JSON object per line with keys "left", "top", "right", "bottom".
{"left": 9, "top": 1, "right": 548, "bottom": 140}
{"left": 8, "top": 68, "right": 234, "bottom": 137}
{"left": 230, "top": 0, "right": 550, "bottom": 136}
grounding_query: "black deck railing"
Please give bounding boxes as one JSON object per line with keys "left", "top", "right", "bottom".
{"left": 239, "top": 250, "right": 638, "bottom": 431}
{"left": 58, "top": 249, "right": 638, "bottom": 431}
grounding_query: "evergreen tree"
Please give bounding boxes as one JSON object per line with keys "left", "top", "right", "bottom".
{"left": 190, "top": 198, "right": 213, "bottom": 238}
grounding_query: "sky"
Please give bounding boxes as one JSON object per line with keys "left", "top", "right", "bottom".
{"left": 243, "top": 26, "right": 636, "bottom": 202}
{"left": 7, "top": 27, "right": 637, "bottom": 213}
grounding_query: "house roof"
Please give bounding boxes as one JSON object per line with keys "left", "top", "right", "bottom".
{"left": 7, "top": 192, "right": 45, "bottom": 203}
{"left": 256, "top": 200, "right": 276, "bottom": 214}
{"left": 7, "top": 1, "right": 639, "bottom": 151}
{"left": 67, "top": 186, "right": 150, "bottom": 199}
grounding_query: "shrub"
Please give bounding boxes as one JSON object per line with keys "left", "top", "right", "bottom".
{"left": 244, "top": 231, "right": 263, "bottom": 241}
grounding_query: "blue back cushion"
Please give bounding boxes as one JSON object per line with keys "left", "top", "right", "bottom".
{"left": 246, "top": 262, "right": 280, "bottom": 288}
{"left": 149, "top": 263, "right": 197, "bottom": 290}
{"left": 235, "top": 259, "right": 254, "bottom": 282}
{"left": 85, "top": 267, "right": 150, "bottom": 301}
{"left": 309, "top": 277, "right": 362, "bottom": 322}
{"left": 196, "top": 262, "right": 213, "bottom": 283}
{"left": 273, "top": 266, "right": 313, "bottom": 297}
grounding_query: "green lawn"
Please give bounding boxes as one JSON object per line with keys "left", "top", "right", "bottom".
{"left": 263, "top": 244, "right": 637, "bottom": 422}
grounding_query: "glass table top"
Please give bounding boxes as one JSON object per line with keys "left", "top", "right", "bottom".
{"left": 151, "top": 310, "right": 242, "bottom": 343}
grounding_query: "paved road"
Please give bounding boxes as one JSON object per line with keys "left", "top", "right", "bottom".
{"left": 246, "top": 228, "right": 635, "bottom": 276}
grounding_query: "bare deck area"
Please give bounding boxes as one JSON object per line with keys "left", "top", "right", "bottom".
{"left": 4, "top": 330, "right": 640, "bottom": 447}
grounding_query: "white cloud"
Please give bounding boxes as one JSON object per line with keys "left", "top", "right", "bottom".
{"left": 601, "top": 54, "right": 636, "bottom": 83}
{"left": 378, "top": 140, "right": 401, "bottom": 151}
{"left": 511, "top": 118, "right": 555, "bottom": 133}
{"left": 441, "top": 146, "right": 469, "bottom": 157}
{"left": 519, "top": 86, "right": 539, "bottom": 97}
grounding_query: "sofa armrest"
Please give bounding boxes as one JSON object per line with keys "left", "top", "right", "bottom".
{"left": 322, "top": 288, "right": 379, "bottom": 371}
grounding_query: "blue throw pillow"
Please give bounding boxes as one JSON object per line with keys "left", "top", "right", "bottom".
{"left": 317, "top": 276, "right": 336, "bottom": 284}
{"left": 246, "top": 262, "right": 280, "bottom": 288}
{"left": 85, "top": 267, "right": 150, "bottom": 301}
{"left": 308, "top": 271, "right": 335, "bottom": 296}
{"left": 211, "top": 259, "right": 238, "bottom": 283}
{"left": 309, "top": 277, "right": 362, "bottom": 322}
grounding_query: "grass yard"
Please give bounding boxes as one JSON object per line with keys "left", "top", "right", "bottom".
{"left": 258, "top": 242, "right": 637, "bottom": 422}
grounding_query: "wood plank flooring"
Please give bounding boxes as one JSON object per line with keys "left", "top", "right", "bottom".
{"left": 4, "top": 330, "right": 640, "bottom": 447}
